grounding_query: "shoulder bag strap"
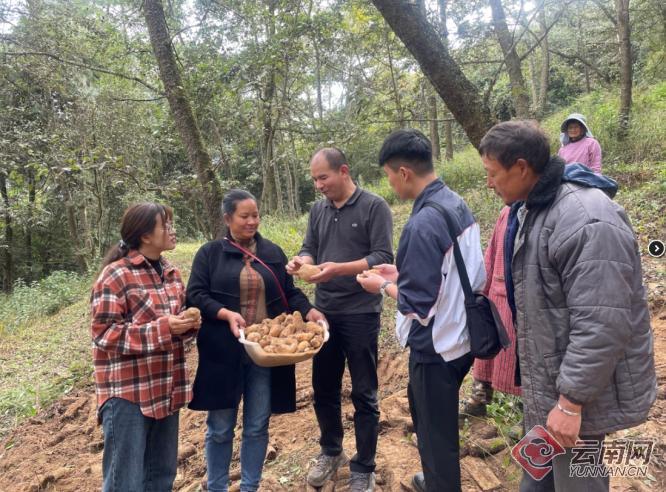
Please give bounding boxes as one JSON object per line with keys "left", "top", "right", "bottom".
{"left": 422, "top": 201, "right": 475, "bottom": 303}
{"left": 224, "top": 238, "right": 290, "bottom": 310}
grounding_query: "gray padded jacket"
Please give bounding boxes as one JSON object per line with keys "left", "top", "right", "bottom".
{"left": 512, "top": 160, "right": 656, "bottom": 435}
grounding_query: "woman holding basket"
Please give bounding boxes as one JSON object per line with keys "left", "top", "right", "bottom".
{"left": 187, "top": 189, "right": 325, "bottom": 492}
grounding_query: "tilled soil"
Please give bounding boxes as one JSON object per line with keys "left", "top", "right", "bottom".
{"left": 1, "top": 316, "right": 664, "bottom": 492}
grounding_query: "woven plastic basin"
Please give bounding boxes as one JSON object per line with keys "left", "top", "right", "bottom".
{"left": 238, "top": 320, "right": 330, "bottom": 368}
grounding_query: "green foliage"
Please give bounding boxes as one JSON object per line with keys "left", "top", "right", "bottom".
{"left": 0, "top": 271, "right": 90, "bottom": 334}
{"left": 364, "top": 177, "right": 399, "bottom": 206}
{"left": 260, "top": 214, "right": 310, "bottom": 259}
{"left": 486, "top": 392, "right": 523, "bottom": 429}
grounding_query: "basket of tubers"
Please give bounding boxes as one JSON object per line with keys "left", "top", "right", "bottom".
{"left": 238, "top": 311, "right": 329, "bottom": 367}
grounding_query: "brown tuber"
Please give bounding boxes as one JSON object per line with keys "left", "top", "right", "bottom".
{"left": 294, "top": 263, "right": 321, "bottom": 281}
{"left": 244, "top": 312, "right": 325, "bottom": 354}
{"left": 183, "top": 307, "right": 201, "bottom": 321}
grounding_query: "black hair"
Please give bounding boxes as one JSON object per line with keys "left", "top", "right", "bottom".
{"left": 378, "top": 129, "right": 434, "bottom": 176}
{"left": 314, "top": 147, "right": 348, "bottom": 171}
{"left": 221, "top": 189, "right": 257, "bottom": 238}
{"left": 100, "top": 202, "right": 173, "bottom": 269}
{"left": 478, "top": 120, "right": 551, "bottom": 173}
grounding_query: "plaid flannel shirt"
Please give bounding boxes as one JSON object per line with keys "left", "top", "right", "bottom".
{"left": 90, "top": 250, "right": 192, "bottom": 420}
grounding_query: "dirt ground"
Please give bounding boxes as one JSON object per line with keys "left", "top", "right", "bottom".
{"left": 0, "top": 298, "right": 664, "bottom": 491}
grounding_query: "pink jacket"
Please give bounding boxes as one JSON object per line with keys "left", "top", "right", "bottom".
{"left": 558, "top": 137, "right": 602, "bottom": 174}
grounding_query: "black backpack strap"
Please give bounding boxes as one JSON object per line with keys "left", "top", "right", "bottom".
{"left": 423, "top": 201, "right": 475, "bottom": 303}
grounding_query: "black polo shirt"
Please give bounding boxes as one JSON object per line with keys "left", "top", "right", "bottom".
{"left": 299, "top": 186, "right": 394, "bottom": 315}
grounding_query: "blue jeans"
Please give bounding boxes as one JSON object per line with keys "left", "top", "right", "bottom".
{"left": 101, "top": 397, "right": 179, "bottom": 492}
{"left": 206, "top": 361, "right": 271, "bottom": 492}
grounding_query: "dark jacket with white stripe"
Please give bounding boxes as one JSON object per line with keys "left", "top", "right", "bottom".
{"left": 395, "top": 179, "right": 485, "bottom": 362}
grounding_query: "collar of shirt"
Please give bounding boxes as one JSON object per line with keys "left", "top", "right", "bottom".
{"left": 412, "top": 178, "right": 445, "bottom": 215}
{"left": 325, "top": 184, "right": 362, "bottom": 209}
{"left": 127, "top": 250, "right": 176, "bottom": 278}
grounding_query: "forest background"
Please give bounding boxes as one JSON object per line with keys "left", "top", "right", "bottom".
{"left": 1, "top": 0, "right": 664, "bottom": 293}
{"left": 1, "top": 0, "right": 665, "bottom": 450}
{"left": 0, "top": 1, "right": 665, "bottom": 489}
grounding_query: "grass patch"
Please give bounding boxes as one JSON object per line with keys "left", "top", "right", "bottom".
{"left": 0, "top": 271, "right": 91, "bottom": 335}
{"left": 0, "top": 298, "right": 93, "bottom": 439}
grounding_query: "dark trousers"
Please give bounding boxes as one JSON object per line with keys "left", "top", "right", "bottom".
{"left": 408, "top": 351, "right": 473, "bottom": 492}
{"left": 312, "top": 312, "right": 380, "bottom": 473}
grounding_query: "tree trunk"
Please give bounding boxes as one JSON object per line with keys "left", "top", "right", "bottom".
{"left": 489, "top": 0, "right": 531, "bottom": 119}
{"left": 259, "top": 0, "right": 282, "bottom": 215}
{"left": 211, "top": 119, "right": 234, "bottom": 179}
{"left": 528, "top": 55, "right": 539, "bottom": 113}
{"left": 62, "top": 179, "right": 88, "bottom": 273}
{"left": 314, "top": 41, "right": 324, "bottom": 126}
{"left": 383, "top": 25, "right": 406, "bottom": 127}
{"left": 289, "top": 136, "right": 301, "bottom": 215}
{"left": 438, "top": 0, "right": 449, "bottom": 49}
{"left": 537, "top": 4, "right": 550, "bottom": 118}
{"left": 0, "top": 172, "right": 13, "bottom": 292}
{"left": 444, "top": 120, "right": 453, "bottom": 160}
{"left": 438, "top": 0, "right": 454, "bottom": 160}
{"left": 371, "top": 0, "right": 494, "bottom": 148}
{"left": 143, "top": 0, "right": 224, "bottom": 239}
{"left": 615, "top": 0, "right": 632, "bottom": 138}
{"left": 272, "top": 158, "right": 284, "bottom": 214}
{"left": 25, "top": 167, "right": 35, "bottom": 279}
{"left": 428, "top": 94, "right": 441, "bottom": 160}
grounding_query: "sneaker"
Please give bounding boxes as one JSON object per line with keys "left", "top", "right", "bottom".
{"left": 306, "top": 451, "right": 349, "bottom": 487}
{"left": 349, "top": 471, "right": 375, "bottom": 492}
{"left": 411, "top": 471, "right": 426, "bottom": 492}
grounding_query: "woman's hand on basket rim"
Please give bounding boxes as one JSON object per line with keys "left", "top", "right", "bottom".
{"left": 217, "top": 308, "right": 246, "bottom": 338}
{"left": 305, "top": 308, "right": 326, "bottom": 324}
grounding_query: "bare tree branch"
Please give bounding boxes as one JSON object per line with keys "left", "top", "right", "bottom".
{"left": 548, "top": 47, "right": 612, "bottom": 83}
{"left": 3, "top": 51, "right": 163, "bottom": 94}
{"left": 518, "top": 6, "right": 566, "bottom": 62}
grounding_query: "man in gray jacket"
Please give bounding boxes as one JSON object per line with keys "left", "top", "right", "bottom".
{"left": 479, "top": 120, "right": 656, "bottom": 491}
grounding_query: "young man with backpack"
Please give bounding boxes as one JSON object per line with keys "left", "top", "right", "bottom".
{"left": 357, "top": 129, "right": 485, "bottom": 492}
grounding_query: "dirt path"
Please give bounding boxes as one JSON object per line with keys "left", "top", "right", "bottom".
{"left": 1, "top": 316, "right": 664, "bottom": 491}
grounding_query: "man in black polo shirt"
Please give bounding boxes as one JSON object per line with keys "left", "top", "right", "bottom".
{"left": 287, "top": 148, "right": 393, "bottom": 492}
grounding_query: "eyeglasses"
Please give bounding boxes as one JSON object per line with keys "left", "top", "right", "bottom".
{"left": 163, "top": 222, "right": 176, "bottom": 234}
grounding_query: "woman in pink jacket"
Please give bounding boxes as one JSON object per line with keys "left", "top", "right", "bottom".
{"left": 557, "top": 113, "right": 602, "bottom": 174}
{"left": 461, "top": 207, "right": 521, "bottom": 431}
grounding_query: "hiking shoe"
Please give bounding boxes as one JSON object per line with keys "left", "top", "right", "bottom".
{"left": 411, "top": 472, "right": 426, "bottom": 492}
{"left": 306, "top": 451, "right": 348, "bottom": 487}
{"left": 349, "top": 471, "right": 376, "bottom": 492}
{"left": 460, "top": 398, "right": 487, "bottom": 418}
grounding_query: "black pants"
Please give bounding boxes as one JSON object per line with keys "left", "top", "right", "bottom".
{"left": 408, "top": 351, "right": 473, "bottom": 492}
{"left": 312, "top": 312, "right": 380, "bottom": 473}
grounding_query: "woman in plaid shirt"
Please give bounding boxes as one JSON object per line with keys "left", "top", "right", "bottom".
{"left": 90, "top": 202, "right": 201, "bottom": 492}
